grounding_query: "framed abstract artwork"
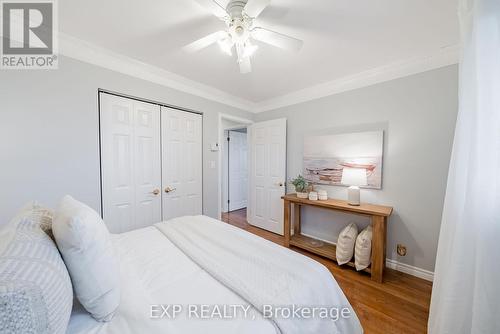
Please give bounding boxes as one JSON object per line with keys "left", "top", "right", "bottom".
{"left": 303, "top": 131, "right": 384, "bottom": 189}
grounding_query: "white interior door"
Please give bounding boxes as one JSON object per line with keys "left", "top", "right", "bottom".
{"left": 100, "top": 93, "right": 162, "bottom": 233}
{"left": 228, "top": 130, "right": 248, "bottom": 211}
{"left": 248, "top": 118, "right": 287, "bottom": 235}
{"left": 162, "top": 107, "right": 202, "bottom": 220}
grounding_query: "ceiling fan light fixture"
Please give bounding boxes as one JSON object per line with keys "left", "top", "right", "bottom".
{"left": 187, "top": 0, "right": 304, "bottom": 73}
{"left": 242, "top": 42, "right": 258, "bottom": 58}
{"left": 217, "top": 38, "right": 234, "bottom": 56}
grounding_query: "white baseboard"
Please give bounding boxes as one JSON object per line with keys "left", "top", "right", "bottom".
{"left": 386, "top": 259, "right": 434, "bottom": 281}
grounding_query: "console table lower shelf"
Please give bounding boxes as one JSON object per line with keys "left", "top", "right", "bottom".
{"left": 289, "top": 234, "right": 371, "bottom": 274}
{"left": 282, "top": 194, "right": 393, "bottom": 283}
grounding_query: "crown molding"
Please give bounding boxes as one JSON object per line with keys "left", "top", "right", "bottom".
{"left": 252, "top": 45, "right": 460, "bottom": 113}
{"left": 56, "top": 32, "right": 458, "bottom": 114}
{"left": 58, "top": 33, "right": 256, "bottom": 111}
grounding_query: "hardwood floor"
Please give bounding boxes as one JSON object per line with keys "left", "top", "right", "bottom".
{"left": 222, "top": 208, "right": 432, "bottom": 334}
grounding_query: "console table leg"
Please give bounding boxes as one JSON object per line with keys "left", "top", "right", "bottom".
{"left": 294, "top": 204, "right": 301, "bottom": 235}
{"left": 284, "top": 200, "right": 290, "bottom": 247}
{"left": 371, "top": 215, "right": 386, "bottom": 283}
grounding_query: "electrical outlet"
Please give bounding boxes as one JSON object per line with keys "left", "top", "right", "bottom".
{"left": 397, "top": 244, "right": 407, "bottom": 256}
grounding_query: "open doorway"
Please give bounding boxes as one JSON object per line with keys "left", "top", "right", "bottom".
{"left": 217, "top": 114, "right": 253, "bottom": 220}
{"left": 221, "top": 121, "right": 248, "bottom": 214}
{"left": 218, "top": 114, "right": 287, "bottom": 235}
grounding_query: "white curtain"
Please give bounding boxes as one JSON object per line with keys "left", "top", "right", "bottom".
{"left": 428, "top": 0, "right": 500, "bottom": 333}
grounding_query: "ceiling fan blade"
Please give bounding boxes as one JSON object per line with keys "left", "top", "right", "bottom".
{"left": 251, "top": 27, "right": 303, "bottom": 52}
{"left": 183, "top": 31, "right": 228, "bottom": 53}
{"left": 243, "top": 0, "right": 271, "bottom": 18}
{"left": 236, "top": 44, "right": 252, "bottom": 73}
{"left": 192, "top": 0, "right": 228, "bottom": 18}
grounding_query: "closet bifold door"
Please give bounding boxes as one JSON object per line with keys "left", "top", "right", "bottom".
{"left": 100, "top": 93, "right": 162, "bottom": 233}
{"left": 161, "top": 107, "right": 202, "bottom": 220}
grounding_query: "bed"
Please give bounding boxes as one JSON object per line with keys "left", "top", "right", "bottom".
{"left": 66, "top": 215, "right": 363, "bottom": 334}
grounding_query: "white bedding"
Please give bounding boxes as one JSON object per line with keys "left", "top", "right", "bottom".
{"left": 156, "top": 215, "right": 363, "bottom": 334}
{"left": 67, "top": 226, "right": 275, "bottom": 334}
{"left": 67, "top": 217, "right": 362, "bottom": 334}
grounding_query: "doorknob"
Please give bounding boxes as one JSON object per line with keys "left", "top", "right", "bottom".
{"left": 152, "top": 189, "right": 160, "bottom": 196}
{"left": 275, "top": 182, "right": 284, "bottom": 187}
{"left": 165, "top": 186, "right": 177, "bottom": 193}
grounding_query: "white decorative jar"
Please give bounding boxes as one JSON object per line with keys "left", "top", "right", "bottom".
{"left": 308, "top": 191, "right": 318, "bottom": 201}
{"left": 318, "top": 190, "right": 328, "bottom": 201}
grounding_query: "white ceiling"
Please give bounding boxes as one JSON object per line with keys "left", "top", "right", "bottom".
{"left": 59, "top": 0, "right": 459, "bottom": 106}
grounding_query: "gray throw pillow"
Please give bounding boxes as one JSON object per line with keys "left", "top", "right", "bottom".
{"left": 0, "top": 204, "right": 73, "bottom": 334}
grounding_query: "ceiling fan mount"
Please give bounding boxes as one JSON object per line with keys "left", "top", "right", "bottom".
{"left": 226, "top": 0, "right": 248, "bottom": 18}
{"left": 184, "top": 0, "right": 303, "bottom": 74}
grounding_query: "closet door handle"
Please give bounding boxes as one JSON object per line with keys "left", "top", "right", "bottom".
{"left": 152, "top": 189, "right": 160, "bottom": 196}
{"left": 165, "top": 187, "right": 176, "bottom": 193}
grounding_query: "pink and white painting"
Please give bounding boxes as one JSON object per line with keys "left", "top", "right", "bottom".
{"left": 303, "top": 131, "right": 383, "bottom": 189}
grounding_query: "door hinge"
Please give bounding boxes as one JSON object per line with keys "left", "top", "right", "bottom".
{"left": 227, "top": 200, "right": 230, "bottom": 204}
{"left": 227, "top": 137, "right": 230, "bottom": 141}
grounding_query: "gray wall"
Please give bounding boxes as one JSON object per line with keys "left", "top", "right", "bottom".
{"left": 255, "top": 65, "right": 458, "bottom": 272}
{"left": 0, "top": 55, "right": 457, "bottom": 272}
{"left": 0, "top": 55, "right": 252, "bottom": 223}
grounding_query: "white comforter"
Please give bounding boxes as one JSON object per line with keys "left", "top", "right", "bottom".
{"left": 67, "top": 226, "right": 275, "bottom": 334}
{"left": 155, "top": 215, "right": 363, "bottom": 334}
{"left": 67, "top": 216, "right": 362, "bottom": 334}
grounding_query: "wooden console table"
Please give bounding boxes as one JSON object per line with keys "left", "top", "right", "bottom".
{"left": 282, "top": 194, "right": 393, "bottom": 283}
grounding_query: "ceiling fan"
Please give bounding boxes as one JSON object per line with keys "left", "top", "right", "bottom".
{"left": 184, "top": 0, "right": 303, "bottom": 74}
